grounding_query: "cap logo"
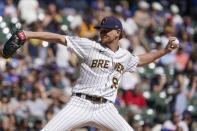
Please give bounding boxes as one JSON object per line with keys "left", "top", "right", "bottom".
{"left": 101, "top": 18, "right": 107, "bottom": 25}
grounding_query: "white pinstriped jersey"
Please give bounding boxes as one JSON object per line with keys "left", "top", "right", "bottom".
{"left": 66, "top": 36, "right": 139, "bottom": 102}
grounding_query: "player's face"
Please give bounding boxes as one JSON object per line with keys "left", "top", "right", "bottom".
{"left": 100, "top": 29, "right": 120, "bottom": 44}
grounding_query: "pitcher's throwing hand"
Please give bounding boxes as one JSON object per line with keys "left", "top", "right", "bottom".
{"left": 166, "top": 37, "right": 179, "bottom": 52}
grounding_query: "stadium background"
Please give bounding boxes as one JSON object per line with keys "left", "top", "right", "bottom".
{"left": 0, "top": 0, "right": 196, "bottom": 130}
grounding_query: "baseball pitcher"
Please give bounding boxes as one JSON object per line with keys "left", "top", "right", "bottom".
{"left": 1, "top": 16, "right": 179, "bottom": 131}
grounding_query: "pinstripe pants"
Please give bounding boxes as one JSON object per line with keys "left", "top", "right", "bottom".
{"left": 41, "top": 96, "right": 134, "bottom": 131}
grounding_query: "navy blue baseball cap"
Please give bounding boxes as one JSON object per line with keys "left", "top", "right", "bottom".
{"left": 95, "top": 16, "right": 123, "bottom": 30}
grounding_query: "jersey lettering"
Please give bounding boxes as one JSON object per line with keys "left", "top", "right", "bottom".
{"left": 115, "top": 63, "right": 124, "bottom": 73}
{"left": 91, "top": 59, "right": 110, "bottom": 68}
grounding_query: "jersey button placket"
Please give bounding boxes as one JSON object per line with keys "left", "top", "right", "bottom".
{"left": 109, "top": 56, "right": 115, "bottom": 89}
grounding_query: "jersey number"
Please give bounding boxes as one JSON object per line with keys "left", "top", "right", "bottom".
{"left": 111, "top": 77, "right": 118, "bottom": 89}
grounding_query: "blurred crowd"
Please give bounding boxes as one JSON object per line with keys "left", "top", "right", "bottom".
{"left": 0, "top": 0, "right": 197, "bottom": 131}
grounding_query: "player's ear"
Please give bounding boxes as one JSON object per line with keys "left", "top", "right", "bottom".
{"left": 117, "top": 29, "right": 122, "bottom": 39}
{"left": 116, "top": 29, "right": 121, "bottom": 34}
{"left": 115, "top": 29, "right": 119, "bottom": 36}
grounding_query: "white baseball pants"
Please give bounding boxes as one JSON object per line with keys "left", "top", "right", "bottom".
{"left": 41, "top": 96, "right": 134, "bottom": 131}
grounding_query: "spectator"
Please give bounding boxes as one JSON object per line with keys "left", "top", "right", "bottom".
{"left": 11, "top": 92, "right": 29, "bottom": 120}
{"left": 178, "top": 110, "right": 193, "bottom": 131}
{"left": 170, "top": 4, "right": 183, "bottom": 27}
{"left": 0, "top": 0, "right": 6, "bottom": 16}
{"left": 18, "top": 0, "right": 39, "bottom": 25}
{"left": 4, "top": 0, "right": 17, "bottom": 18}
{"left": 142, "top": 122, "right": 152, "bottom": 131}
{"left": 134, "top": 1, "right": 151, "bottom": 28}
{"left": 26, "top": 89, "right": 49, "bottom": 120}
{"left": 162, "top": 111, "right": 184, "bottom": 131}
{"left": 175, "top": 47, "right": 189, "bottom": 71}
{"left": 180, "top": 30, "right": 193, "bottom": 54}
{"left": 173, "top": 72, "right": 196, "bottom": 115}
{"left": 123, "top": 83, "right": 147, "bottom": 114}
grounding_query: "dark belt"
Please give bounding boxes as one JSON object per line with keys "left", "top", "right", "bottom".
{"left": 73, "top": 93, "right": 109, "bottom": 103}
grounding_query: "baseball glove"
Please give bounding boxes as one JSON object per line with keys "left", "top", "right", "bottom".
{"left": 1, "top": 28, "right": 26, "bottom": 59}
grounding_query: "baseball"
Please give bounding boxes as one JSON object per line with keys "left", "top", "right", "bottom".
{"left": 170, "top": 38, "right": 179, "bottom": 48}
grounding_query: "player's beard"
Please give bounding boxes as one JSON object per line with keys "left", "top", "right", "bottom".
{"left": 100, "top": 35, "right": 109, "bottom": 44}
{"left": 100, "top": 35, "right": 116, "bottom": 45}
{"left": 100, "top": 36, "right": 119, "bottom": 51}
